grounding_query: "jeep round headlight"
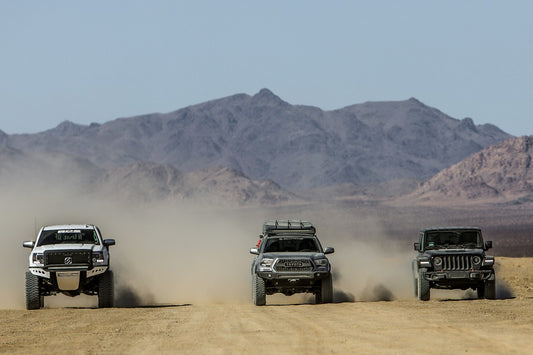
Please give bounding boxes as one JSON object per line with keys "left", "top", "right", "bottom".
{"left": 433, "top": 257, "right": 442, "bottom": 267}
{"left": 472, "top": 256, "right": 482, "bottom": 265}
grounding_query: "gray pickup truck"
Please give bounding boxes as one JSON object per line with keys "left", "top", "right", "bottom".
{"left": 250, "top": 220, "right": 334, "bottom": 306}
{"left": 412, "top": 227, "right": 495, "bottom": 301}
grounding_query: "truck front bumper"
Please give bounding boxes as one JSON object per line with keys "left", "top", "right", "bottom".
{"left": 29, "top": 266, "right": 108, "bottom": 279}
{"left": 257, "top": 270, "right": 330, "bottom": 281}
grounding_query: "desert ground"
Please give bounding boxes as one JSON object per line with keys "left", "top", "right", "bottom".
{"left": 1, "top": 257, "right": 532, "bottom": 354}
{"left": 1, "top": 187, "right": 533, "bottom": 354}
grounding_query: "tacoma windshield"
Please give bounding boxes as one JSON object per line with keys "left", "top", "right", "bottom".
{"left": 37, "top": 229, "right": 100, "bottom": 246}
{"left": 424, "top": 230, "right": 482, "bottom": 250}
{"left": 263, "top": 237, "right": 320, "bottom": 253}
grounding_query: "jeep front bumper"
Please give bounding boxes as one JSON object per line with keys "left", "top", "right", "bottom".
{"left": 424, "top": 270, "right": 493, "bottom": 281}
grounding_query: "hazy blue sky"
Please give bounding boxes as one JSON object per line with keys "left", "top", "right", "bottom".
{"left": 1, "top": 1, "right": 531, "bottom": 135}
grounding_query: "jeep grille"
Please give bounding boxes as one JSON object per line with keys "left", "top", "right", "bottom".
{"left": 441, "top": 255, "right": 473, "bottom": 271}
{"left": 274, "top": 259, "right": 313, "bottom": 272}
{"left": 44, "top": 250, "right": 92, "bottom": 268}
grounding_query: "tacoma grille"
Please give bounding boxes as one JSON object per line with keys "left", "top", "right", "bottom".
{"left": 441, "top": 255, "right": 473, "bottom": 271}
{"left": 44, "top": 250, "right": 92, "bottom": 268}
{"left": 274, "top": 259, "right": 313, "bottom": 272}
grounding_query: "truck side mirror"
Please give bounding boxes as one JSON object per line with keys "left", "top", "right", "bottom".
{"left": 104, "top": 239, "right": 116, "bottom": 247}
{"left": 23, "top": 241, "right": 35, "bottom": 248}
{"left": 250, "top": 248, "right": 259, "bottom": 255}
{"left": 413, "top": 242, "right": 421, "bottom": 251}
{"left": 324, "top": 247, "right": 335, "bottom": 254}
{"left": 485, "top": 241, "right": 492, "bottom": 250}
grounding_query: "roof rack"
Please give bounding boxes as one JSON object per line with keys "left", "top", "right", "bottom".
{"left": 262, "top": 219, "right": 316, "bottom": 235}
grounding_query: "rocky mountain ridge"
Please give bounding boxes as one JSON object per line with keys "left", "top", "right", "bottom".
{"left": 0, "top": 147, "right": 295, "bottom": 206}
{"left": 2, "top": 89, "right": 512, "bottom": 190}
{"left": 407, "top": 135, "right": 533, "bottom": 203}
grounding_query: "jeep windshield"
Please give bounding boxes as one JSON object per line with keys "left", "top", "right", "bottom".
{"left": 263, "top": 237, "right": 320, "bottom": 253}
{"left": 424, "top": 230, "right": 482, "bottom": 250}
{"left": 37, "top": 229, "right": 100, "bottom": 246}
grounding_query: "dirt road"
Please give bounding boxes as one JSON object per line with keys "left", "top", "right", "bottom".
{"left": 1, "top": 258, "right": 532, "bottom": 354}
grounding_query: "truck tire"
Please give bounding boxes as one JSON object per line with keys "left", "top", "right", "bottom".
{"left": 413, "top": 277, "right": 418, "bottom": 297}
{"left": 417, "top": 271, "right": 430, "bottom": 301}
{"left": 98, "top": 270, "right": 114, "bottom": 308}
{"left": 252, "top": 274, "right": 266, "bottom": 306}
{"left": 25, "top": 271, "right": 42, "bottom": 310}
{"left": 316, "top": 275, "right": 333, "bottom": 304}
{"left": 484, "top": 278, "right": 496, "bottom": 300}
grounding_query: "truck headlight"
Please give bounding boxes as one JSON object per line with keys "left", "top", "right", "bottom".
{"left": 472, "top": 256, "right": 482, "bottom": 265}
{"left": 259, "top": 258, "right": 274, "bottom": 271}
{"left": 32, "top": 253, "right": 44, "bottom": 265}
{"left": 92, "top": 252, "right": 105, "bottom": 264}
{"left": 433, "top": 257, "right": 442, "bottom": 267}
{"left": 313, "top": 258, "right": 328, "bottom": 267}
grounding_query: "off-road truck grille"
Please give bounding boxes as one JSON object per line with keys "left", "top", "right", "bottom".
{"left": 441, "top": 255, "right": 473, "bottom": 271}
{"left": 44, "top": 250, "right": 92, "bottom": 268}
{"left": 274, "top": 259, "right": 313, "bottom": 272}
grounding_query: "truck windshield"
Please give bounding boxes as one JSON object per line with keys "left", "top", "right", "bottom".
{"left": 37, "top": 229, "right": 100, "bottom": 246}
{"left": 424, "top": 230, "right": 482, "bottom": 249}
{"left": 263, "top": 237, "right": 320, "bottom": 253}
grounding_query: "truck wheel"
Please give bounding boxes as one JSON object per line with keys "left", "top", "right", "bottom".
{"left": 417, "top": 271, "right": 430, "bottom": 301}
{"left": 25, "top": 271, "right": 42, "bottom": 310}
{"left": 316, "top": 275, "right": 333, "bottom": 304}
{"left": 98, "top": 270, "right": 114, "bottom": 308}
{"left": 413, "top": 277, "right": 418, "bottom": 297}
{"left": 252, "top": 274, "right": 266, "bottom": 306}
{"left": 484, "top": 278, "right": 496, "bottom": 300}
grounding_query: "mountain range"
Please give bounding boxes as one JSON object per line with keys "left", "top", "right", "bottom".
{"left": 408, "top": 135, "right": 533, "bottom": 203}
{"left": 0, "top": 145, "right": 296, "bottom": 205}
{"left": 1, "top": 89, "right": 511, "bottom": 193}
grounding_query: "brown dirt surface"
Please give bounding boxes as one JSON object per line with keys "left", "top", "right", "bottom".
{"left": 1, "top": 257, "right": 532, "bottom": 354}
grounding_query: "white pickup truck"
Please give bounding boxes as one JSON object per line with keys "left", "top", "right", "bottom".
{"left": 23, "top": 224, "right": 116, "bottom": 309}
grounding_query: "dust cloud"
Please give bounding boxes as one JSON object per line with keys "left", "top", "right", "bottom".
{"left": 0, "top": 175, "right": 266, "bottom": 308}
{"left": 0, "top": 168, "right": 418, "bottom": 309}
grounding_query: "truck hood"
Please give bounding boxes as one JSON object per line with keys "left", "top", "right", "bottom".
{"left": 32, "top": 244, "right": 99, "bottom": 253}
{"left": 261, "top": 252, "right": 326, "bottom": 259}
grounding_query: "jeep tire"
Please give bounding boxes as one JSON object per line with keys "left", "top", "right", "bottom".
{"left": 417, "top": 271, "right": 430, "bottom": 301}
{"left": 484, "top": 278, "right": 496, "bottom": 300}
{"left": 252, "top": 274, "right": 266, "bottom": 306}
{"left": 25, "top": 271, "right": 42, "bottom": 310}
{"left": 477, "top": 283, "right": 486, "bottom": 299}
{"left": 98, "top": 270, "right": 114, "bottom": 308}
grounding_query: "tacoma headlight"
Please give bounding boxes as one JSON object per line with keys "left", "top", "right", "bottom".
{"left": 433, "top": 257, "right": 442, "bottom": 267}
{"left": 32, "top": 253, "right": 44, "bottom": 265}
{"left": 259, "top": 258, "right": 274, "bottom": 271}
{"left": 313, "top": 258, "right": 328, "bottom": 267}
